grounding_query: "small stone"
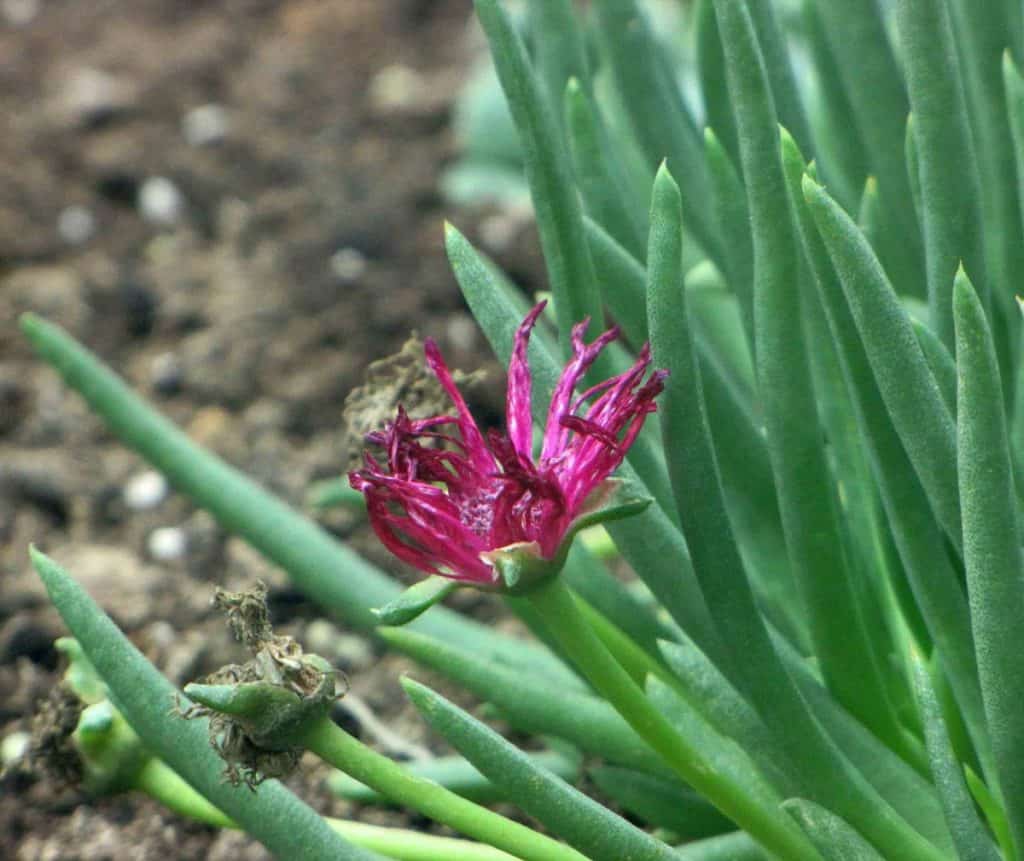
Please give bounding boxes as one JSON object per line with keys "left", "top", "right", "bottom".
{"left": 138, "top": 176, "right": 185, "bottom": 227}
{"left": 2, "top": 0, "right": 39, "bottom": 26}
{"left": 56, "top": 205, "right": 95, "bottom": 245}
{"left": 305, "top": 620, "right": 375, "bottom": 672}
{"left": 1, "top": 731, "right": 30, "bottom": 767}
{"left": 123, "top": 470, "right": 169, "bottom": 511}
{"left": 58, "top": 66, "right": 136, "bottom": 127}
{"left": 330, "top": 247, "right": 368, "bottom": 283}
{"left": 148, "top": 526, "right": 187, "bottom": 561}
{"left": 150, "top": 351, "right": 184, "bottom": 395}
{"left": 369, "top": 64, "right": 427, "bottom": 115}
{"left": 182, "top": 103, "right": 229, "bottom": 146}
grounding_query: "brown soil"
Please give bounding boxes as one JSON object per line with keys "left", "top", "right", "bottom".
{"left": 0, "top": 1, "right": 545, "bottom": 858}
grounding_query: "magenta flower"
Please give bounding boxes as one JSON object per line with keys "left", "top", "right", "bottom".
{"left": 349, "top": 302, "right": 667, "bottom": 587}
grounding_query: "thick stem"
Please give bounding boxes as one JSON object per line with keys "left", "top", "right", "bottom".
{"left": 526, "top": 576, "right": 818, "bottom": 861}
{"left": 134, "top": 758, "right": 234, "bottom": 828}
{"left": 135, "top": 756, "right": 520, "bottom": 861}
{"left": 299, "top": 716, "right": 587, "bottom": 861}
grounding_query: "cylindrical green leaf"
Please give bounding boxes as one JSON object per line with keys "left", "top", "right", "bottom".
{"left": 947, "top": 0, "right": 1023, "bottom": 371}
{"left": 526, "top": 576, "right": 818, "bottom": 861}
{"left": 896, "top": 0, "right": 987, "bottom": 347}
{"left": 806, "top": 0, "right": 924, "bottom": 299}
{"left": 696, "top": 0, "right": 739, "bottom": 165}
{"left": 565, "top": 79, "right": 647, "bottom": 260}
{"left": 329, "top": 748, "right": 579, "bottom": 806}
{"left": 800, "top": 177, "right": 962, "bottom": 552}
{"left": 801, "top": 2, "right": 868, "bottom": 211}
{"left": 712, "top": 0, "right": 909, "bottom": 797}
{"left": 378, "top": 626, "right": 667, "bottom": 778}
{"left": 301, "top": 716, "right": 585, "bottom": 861}
{"left": 589, "top": 766, "right": 733, "bottom": 838}
{"left": 703, "top": 128, "right": 754, "bottom": 348}
{"left": 675, "top": 832, "right": 767, "bottom": 860}
{"left": 784, "top": 799, "right": 885, "bottom": 861}
{"left": 474, "top": 0, "right": 602, "bottom": 358}
{"left": 646, "top": 163, "right": 806, "bottom": 786}
{"left": 29, "top": 549, "right": 378, "bottom": 861}
{"left": 910, "top": 652, "right": 1003, "bottom": 861}
{"left": 955, "top": 267, "right": 1024, "bottom": 858}
{"left": 591, "top": 0, "right": 721, "bottom": 264}
{"left": 403, "top": 678, "right": 678, "bottom": 861}
{"left": 792, "top": 161, "right": 990, "bottom": 784}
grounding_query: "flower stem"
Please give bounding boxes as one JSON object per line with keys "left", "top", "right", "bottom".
{"left": 525, "top": 576, "right": 818, "bottom": 861}
{"left": 134, "top": 755, "right": 521, "bottom": 861}
{"left": 134, "top": 757, "right": 234, "bottom": 828}
{"left": 299, "top": 716, "right": 587, "bottom": 861}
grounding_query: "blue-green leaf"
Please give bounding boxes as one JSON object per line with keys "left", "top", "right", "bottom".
{"left": 591, "top": 0, "right": 721, "bottom": 263}
{"left": 474, "top": 0, "right": 602, "bottom": 353}
{"left": 403, "top": 678, "right": 679, "bottom": 861}
{"left": 372, "top": 576, "right": 459, "bottom": 627}
{"left": 29, "top": 549, "right": 378, "bottom": 861}
{"left": 589, "top": 766, "right": 733, "bottom": 838}
{"left": 784, "top": 799, "right": 885, "bottom": 861}
{"left": 800, "top": 177, "right": 962, "bottom": 553}
{"left": 378, "top": 626, "right": 667, "bottom": 778}
{"left": 955, "top": 268, "right": 1024, "bottom": 857}
{"left": 910, "top": 651, "right": 1003, "bottom": 861}
{"left": 896, "top": 0, "right": 987, "bottom": 347}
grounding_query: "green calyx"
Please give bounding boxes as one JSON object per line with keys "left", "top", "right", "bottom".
{"left": 374, "top": 479, "right": 653, "bottom": 617}
{"left": 184, "top": 662, "right": 337, "bottom": 754}
{"left": 489, "top": 479, "right": 652, "bottom": 596}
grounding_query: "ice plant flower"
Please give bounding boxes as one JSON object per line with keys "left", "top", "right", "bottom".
{"left": 349, "top": 302, "right": 666, "bottom": 589}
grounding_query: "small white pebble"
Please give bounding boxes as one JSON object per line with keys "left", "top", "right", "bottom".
{"left": 148, "top": 526, "right": 187, "bottom": 561}
{"left": 182, "top": 103, "right": 229, "bottom": 146}
{"left": 149, "top": 351, "right": 183, "bottom": 393}
{"left": 2, "top": 0, "right": 39, "bottom": 26}
{"left": 123, "top": 470, "right": 169, "bottom": 511}
{"left": 368, "top": 64, "right": 426, "bottom": 114}
{"left": 56, "top": 204, "right": 95, "bottom": 245}
{"left": 1, "top": 731, "right": 30, "bottom": 766}
{"left": 330, "top": 247, "right": 368, "bottom": 283}
{"left": 138, "top": 176, "right": 185, "bottom": 227}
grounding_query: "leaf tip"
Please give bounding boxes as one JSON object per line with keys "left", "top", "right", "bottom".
{"left": 19, "top": 311, "right": 43, "bottom": 338}
{"left": 1004, "top": 48, "right": 1021, "bottom": 84}
{"left": 800, "top": 172, "right": 823, "bottom": 203}
{"left": 952, "top": 266, "right": 982, "bottom": 328}
{"left": 28, "top": 544, "right": 60, "bottom": 590}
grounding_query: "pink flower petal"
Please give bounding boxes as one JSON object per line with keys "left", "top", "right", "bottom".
{"left": 506, "top": 301, "right": 546, "bottom": 460}
{"left": 424, "top": 338, "right": 494, "bottom": 475}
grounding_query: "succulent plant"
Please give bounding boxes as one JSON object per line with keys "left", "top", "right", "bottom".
{"left": 21, "top": 1, "right": 1024, "bottom": 859}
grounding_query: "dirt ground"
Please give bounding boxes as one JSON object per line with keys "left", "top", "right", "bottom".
{"left": 0, "top": 1, "right": 548, "bottom": 858}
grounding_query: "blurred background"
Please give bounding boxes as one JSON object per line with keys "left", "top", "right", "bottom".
{"left": 0, "top": 1, "right": 552, "bottom": 857}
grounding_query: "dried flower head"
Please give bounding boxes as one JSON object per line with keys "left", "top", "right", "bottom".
{"left": 349, "top": 302, "right": 666, "bottom": 587}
